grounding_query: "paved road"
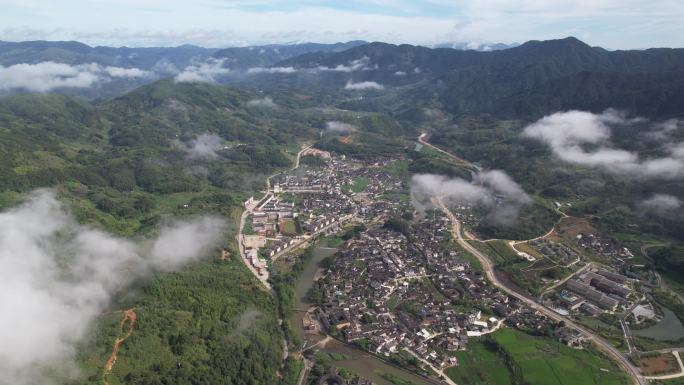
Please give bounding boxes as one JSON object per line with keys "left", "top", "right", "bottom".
{"left": 236, "top": 144, "right": 315, "bottom": 289}
{"left": 418, "top": 133, "right": 480, "bottom": 172}
{"left": 434, "top": 197, "right": 646, "bottom": 385}
{"left": 404, "top": 349, "right": 458, "bottom": 385}
{"left": 539, "top": 263, "right": 592, "bottom": 300}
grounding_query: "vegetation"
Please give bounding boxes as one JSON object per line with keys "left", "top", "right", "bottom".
{"left": 0, "top": 81, "right": 334, "bottom": 384}
{"left": 75, "top": 257, "right": 285, "bottom": 385}
{"left": 447, "top": 329, "right": 629, "bottom": 385}
{"left": 4, "top": 37, "right": 684, "bottom": 385}
{"left": 380, "top": 372, "right": 419, "bottom": 385}
{"left": 342, "top": 177, "right": 370, "bottom": 193}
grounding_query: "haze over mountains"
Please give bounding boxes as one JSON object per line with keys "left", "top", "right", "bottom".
{"left": 1, "top": 37, "right": 682, "bottom": 119}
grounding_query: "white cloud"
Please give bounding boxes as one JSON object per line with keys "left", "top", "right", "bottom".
{"left": 638, "top": 194, "right": 683, "bottom": 218}
{"left": 423, "top": 108, "right": 443, "bottom": 119}
{"left": 152, "top": 59, "right": 180, "bottom": 74}
{"left": 1, "top": 1, "right": 683, "bottom": 49}
{"left": 411, "top": 170, "right": 530, "bottom": 225}
{"left": 247, "top": 57, "right": 372, "bottom": 75}
{"left": 639, "top": 193, "right": 682, "bottom": 210}
{"left": 0, "top": 62, "right": 151, "bottom": 92}
{"left": 183, "top": 133, "right": 224, "bottom": 159}
{"left": 102, "top": 65, "right": 151, "bottom": 78}
{"left": 246, "top": 96, "right": 277, "bottom": 108}
{"left": 324, "top": 121, "right": 357, "bottom": 134}
{"left": 523, "top": 110, "right": 684, "bottom": 179}
{"left": 344, "top": 80, "right": 384, "bottom": 90}
{"left": 318, "top": 56, "right": 371, "bottom": 72}
{"left": 247, "top": 66, "right": 298, "bottom": 74}
{"left": 0, "top": 190, "right": 225, "bottom": 385}
{"left": 174, "top": 58, "right": 230, "bottom": 83}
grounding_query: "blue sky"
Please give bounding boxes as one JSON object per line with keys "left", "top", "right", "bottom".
{"left": 0, "top": 0, "right": 682, "bottom": 49}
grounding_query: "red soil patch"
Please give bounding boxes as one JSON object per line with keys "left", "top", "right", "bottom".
{"left": 103, "top": 308, "right": 137, "bottom": 385}
{"left": 339, "top": 135, "right": 353, "bottom": 144}
{"left": 638, "top": 353, "right": 680, "bottom": 375}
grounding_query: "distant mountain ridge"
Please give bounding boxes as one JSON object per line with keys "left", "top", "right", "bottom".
{"left": 431, "top": 42, "right": 519, "bottom": 51}
{"left": 1, "top": 37, "right": 683, "bottom": 118}
{"left": 0, "top": 40, "right": 216, "bottom": 69}
{"left": 269, "top": 37, "right": 684, "bottom": 118}
{"left": 212, "top": 40, "right": 367, "bottom": 69}
{"left": 0, "top": 39, "right": 369, "bottom": 70}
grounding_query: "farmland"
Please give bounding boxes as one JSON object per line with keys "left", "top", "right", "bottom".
{"left": 446, "top": 328, "right": 629, "bottom": 385}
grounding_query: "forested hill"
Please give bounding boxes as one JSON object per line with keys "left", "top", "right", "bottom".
{"left": 0, "top": 80, "right": 331, "bottom": 385}
{"left": 0, "top": 40, "right": 216, "bottom": 68}
{"left": 272, "top": 37, "right": 684, "bottom": 119}
{"left": 0, "top": 79, "right": 322, "bottom": 215}
{"left": 212, "top": 40, "right": 367, "bottom": 69}
{"left": 0, "top": 39, "right": 367, "bottom": 70}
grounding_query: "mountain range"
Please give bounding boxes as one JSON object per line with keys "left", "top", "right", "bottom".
{"left": 1, "top": 37, "right": 683, "bottom": 119}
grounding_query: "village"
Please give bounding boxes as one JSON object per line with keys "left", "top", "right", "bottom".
{"left": 236, "top": 149, "right": 601, "bottom": 382}
{"left": 239, "top": 151, "right": 409, "bottom": 283}
{"left": 311, "top": 221, "right": 561, "bottom": 371}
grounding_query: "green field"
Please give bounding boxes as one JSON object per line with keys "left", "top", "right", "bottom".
{"left": 446, "top": 329, "right": 629, "bottom": 385}
{"left": 282, "top": 218, "right": 298, "bottom": 235}
{"left": 470, "top": 240, "right": 521, "bottom": 266}
{"left": 343, "top": 177, "right": 370, "bottom": 193}
{"left": 445, "top": 339, "right": 513, "bottom": 385}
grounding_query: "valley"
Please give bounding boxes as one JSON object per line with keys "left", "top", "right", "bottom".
{"left": 0, "top": 29, "right": 683, "bottom": 385}
{"left": 234, "top": 136, "right": 676, "bottom": 384}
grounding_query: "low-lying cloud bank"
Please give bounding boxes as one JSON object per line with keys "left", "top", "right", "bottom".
{"left": 182, "top": 133, "right": 225, "bottom": 160}
{"left": 523, "top": 110, "right": 684, "bottom": 179}
{"left": 247, "top": 56, "right": 374, "bottom": 76}
{"left": 344, "top": 80, "right": 384, "bottom": 90}
{"left": 247, "top": 66, "right": 297, "bottom": 74}
{"left": 638, "top": 194, "right": 683, "bottom": 217}
{"left": 319, "top": 56, "right": 371, "bottom": 73}
{"left": 0, "top": 190, "right": 226, "bottom": 385}
{"left": 411, "top": 170, "right": 531, "bottom": 225}
{"left": 174, "top": 58, "right": 230, "bottom": 83}
{"left": 324, "top": 121, "right": 357, "bottom": 134}
{"left": 0, "top": 61, "right": 152, "bottom": 92}
{"left": 246, "top": 96, "right": 277, "bottom": 108}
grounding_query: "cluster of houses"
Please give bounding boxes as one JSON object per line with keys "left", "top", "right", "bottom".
{"left": 560, "top": 268, "right": 634, "bottom": 314}
{"left": 529, "top": 239, "right": 581, "bottom": 267}
{"left": 256, "top": 151, "right": 602, "bottom": 381}
{"left": 250, "top": 196, "right": 295, "bottom": 237}
{"left": 577, "top": 233, "right": 635, "bottom": 264}
{"left": 298, "top": 191, "right": 357, "bottom": 219}
{"left": 313, "top": 221, "right": 557, "bottom": 371}
{"left": 243, "top": 153, "right": 407, "bottom": 275}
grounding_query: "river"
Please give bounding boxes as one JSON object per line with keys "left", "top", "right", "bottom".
{"left": 291, "top": 246, "right": 439, "bottom": 385}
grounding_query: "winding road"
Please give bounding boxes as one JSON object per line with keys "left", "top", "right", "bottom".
{"left": 434, "top": 195, "right": 645, "bottom": 385}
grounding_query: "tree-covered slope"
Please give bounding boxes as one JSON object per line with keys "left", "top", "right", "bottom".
{"left": 0, "top": 80, "right": 333, "bottom": 385}
{"left": 271, "top": 37, "right": 684, "bottom": 119}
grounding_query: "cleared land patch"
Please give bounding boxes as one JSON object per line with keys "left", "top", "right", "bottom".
{"left": 637, "top": 353, "right": 680, "bottom": 376}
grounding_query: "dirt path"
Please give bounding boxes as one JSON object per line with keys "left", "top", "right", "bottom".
{"left": 103, "top": 308, "right": 137, "bottom": 385}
